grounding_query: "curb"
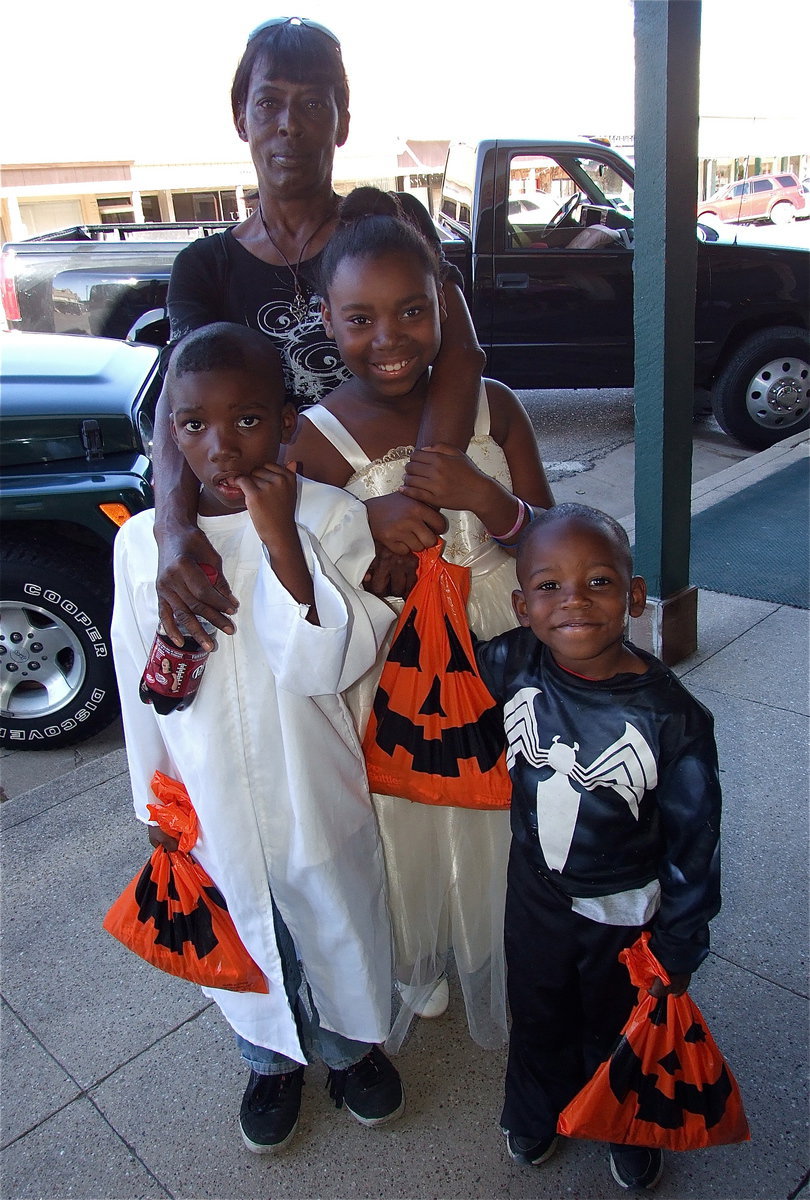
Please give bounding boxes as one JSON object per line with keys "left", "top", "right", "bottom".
{"left": 620, "top": 429, "right": 809, "bottom": 541}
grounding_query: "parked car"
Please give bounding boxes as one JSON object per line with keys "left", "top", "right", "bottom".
{"left": 1, "top": 332, "right": 159, "bottom": 750}
{"left": 507, "top": 193, "right": 560, "bottom": 226}
{"left": 698, "top": 173, "right": 806, "bottom": 226}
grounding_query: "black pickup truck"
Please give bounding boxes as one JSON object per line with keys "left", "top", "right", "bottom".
{"left": 435, "top": 139, "right": 809, "bottom": 450}
{"left": 2, "top": 139, "right": 808, "bottom": 449}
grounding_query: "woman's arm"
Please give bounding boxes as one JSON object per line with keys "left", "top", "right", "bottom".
{"left": 392, "top": 195, "right": 484, "bottom": 450}
{"left": 152, "top": 237, "right": 239, "bottom": 648}
{"left": 416, "top": 281, "right": 485, "bottom": 449}
{"left": 152, "top": 385, "right": 238, "bottom": 650}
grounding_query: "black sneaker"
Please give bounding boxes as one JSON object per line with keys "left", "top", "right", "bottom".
{"left": 609, "top": 1144, "right": 664, "bottom": 1190}
{"left": 504, "top": 1129, "right": 558, "bottom": 1165}
{"left": 327, "top": 1046, "right": 405, "bottom": 1125}
{"left": 239, "top": 1067, "right": 304, "bottom": 1153}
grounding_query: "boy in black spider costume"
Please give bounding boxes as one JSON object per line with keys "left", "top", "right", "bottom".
{"left": 475, "top": 504, "right": 721, "bottom": 1192}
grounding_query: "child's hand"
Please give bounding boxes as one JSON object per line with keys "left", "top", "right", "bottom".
{"left": 365, "top": 493, "right": 446, "bottom": 556}
{"left": 363, "top": 545, "right": 418, "bottom": 598}
{"left": 402, "top": 444, "right": 488, "bottom": 512}
{"left": 148, "top": 825, "right": 179, "bottom": 853}
{"left": 649, "top": 972, "right": 691, "bottom": 998}
{"left": 236, "top": 461, "right": 299, "bottom": 552}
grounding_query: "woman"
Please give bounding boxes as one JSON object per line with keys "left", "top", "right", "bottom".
{"left": 153, "top": 16, "right": 485, "bottom": 646}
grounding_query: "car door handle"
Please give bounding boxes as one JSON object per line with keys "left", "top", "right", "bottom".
{"left": 496, "top": 273, "right": 529, "bottom": 289}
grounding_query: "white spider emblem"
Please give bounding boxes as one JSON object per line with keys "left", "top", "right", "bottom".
{"left": 503, "top": 687, "right": 658, "bottom": 871}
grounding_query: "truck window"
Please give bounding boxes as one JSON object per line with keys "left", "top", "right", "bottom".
{"left": 507, "top": 154, "right": 579, "bottom": 247}
{"left": 507, "top": 152, "right": 632, "bottom": 251}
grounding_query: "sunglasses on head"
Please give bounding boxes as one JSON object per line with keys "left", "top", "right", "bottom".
{"left": 248, "top": 16, "right": 341, "bottom": 47}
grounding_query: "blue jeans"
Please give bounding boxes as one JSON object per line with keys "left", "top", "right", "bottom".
{"left": 235, "top": 897, "right": 371, "bottom": 1076}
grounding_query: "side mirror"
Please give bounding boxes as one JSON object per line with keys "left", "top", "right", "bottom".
{"left": 127, "top": 308, "right": 170, "bottom": 346}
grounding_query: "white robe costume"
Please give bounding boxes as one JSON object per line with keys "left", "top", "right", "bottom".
{"left": 111, "top": 478, "right": 395, "bottom": 1065}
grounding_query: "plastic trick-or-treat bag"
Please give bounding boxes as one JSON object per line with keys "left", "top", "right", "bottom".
{"left": 558, "top": 932, "right": 749, "bottom": 1151}
{"left": 362, "top": 540, "right": 510, "bottom": 810}
{"left": 103, "top": 771, "right": 268, "bottom": 993}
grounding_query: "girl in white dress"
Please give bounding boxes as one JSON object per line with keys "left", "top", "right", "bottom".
{"left": 288, "top": 190, "right": 554, "bottom": 1050}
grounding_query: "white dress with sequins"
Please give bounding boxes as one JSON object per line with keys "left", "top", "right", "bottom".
{"left": 303, "top": 386, "right": 517, "bottom": 1050}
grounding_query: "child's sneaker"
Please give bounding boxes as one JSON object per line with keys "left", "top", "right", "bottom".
{"left": 239, "top": 1066, "right": 304, "bottom": 1153}
{"left": 504, "top": 1129, "right": 559, "bottom": 1165}
{"left": 609, "top": 1144, "right": 664, "bottom": 1190}
{"left": 327, "top": 1046, "right": 405, "bottom": 1125}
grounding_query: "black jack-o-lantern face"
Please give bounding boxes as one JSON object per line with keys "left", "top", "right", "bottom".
{"left": 372, "top": 609, "right": 506, "bottom": 777}
{"left": 362, "top": 550, "right": 510, "bottom": 809}
{"left": 557, "top": 936, "right": 750, "bottom": 1150}
{"left": 609, "top": 999, "right": 734, "bottom": 1132}
{"left": 133, "top": 854, "right": 224, "bottom": 959}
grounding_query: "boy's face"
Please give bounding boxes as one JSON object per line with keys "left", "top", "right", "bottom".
{"left": 170, "top": 368, "right": 296, "bottom": 516}
{"left": 513, "top": 517, "right": 647, "bottom": 679}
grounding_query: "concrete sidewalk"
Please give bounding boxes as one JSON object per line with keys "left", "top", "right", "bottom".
{"left": 1, "top": 438, "right": 808, "bottom": 1200}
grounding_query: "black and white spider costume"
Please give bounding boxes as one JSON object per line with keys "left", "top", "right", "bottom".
{"left": 475, "top": 630, "right": 722, "bottom": 1141}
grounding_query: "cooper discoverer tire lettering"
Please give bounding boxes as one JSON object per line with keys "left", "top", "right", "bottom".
{"left": 0, "top": 543, "right": 120, "bottom": 749}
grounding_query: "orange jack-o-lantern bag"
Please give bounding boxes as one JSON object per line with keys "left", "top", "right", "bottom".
{"left": 558, "top": 932, "right": 749, "bottom": 1150}
{"left": 103, "top": 771, "right": 268, "bottom": 993}
{"left": 362, "top": 540, "right": 510, "bottom": 809}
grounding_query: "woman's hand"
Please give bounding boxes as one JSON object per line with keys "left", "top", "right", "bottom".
{"left": 156, "top": 526, "right": 238, "bottom": 651}
{"left": 363, "top": 545, "right": 418, "bottom": 598}
{"left": 365, "top": 493, "right": 446, "bottom": 556}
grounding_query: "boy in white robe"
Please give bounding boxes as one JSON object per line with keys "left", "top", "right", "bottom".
{"left": 111, "top": 322, "right": 402, "bottom": 1154}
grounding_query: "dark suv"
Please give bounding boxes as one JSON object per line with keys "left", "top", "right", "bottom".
{"left": 1, "top": 332, "right": 159, "bottom": 749}
{"left": 698, "top": 173, "right": 806, "bottom": 225}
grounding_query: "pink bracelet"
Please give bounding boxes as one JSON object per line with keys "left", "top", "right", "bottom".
{"left": 488, "top": 498, "right": 525, "bottom": 543}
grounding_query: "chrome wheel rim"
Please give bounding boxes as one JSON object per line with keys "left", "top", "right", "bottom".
{"left": 745, "top": 355, "right": 810, "bottom": 431}
{"left": 0, "top": 601, "right": 86, "bottom": 719}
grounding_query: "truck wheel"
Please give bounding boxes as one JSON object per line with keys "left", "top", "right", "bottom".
{"left": 710, "top": 327, "right": 810, "bottom": 450}
{"left": 0, "top": 544, "right": 120, "bottom": 751}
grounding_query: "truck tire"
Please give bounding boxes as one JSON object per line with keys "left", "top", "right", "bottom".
{"left": 710, "top": 327, "right": 810, "bottom": 450}
{"left": 0, "top": 543, "right": 120, "bottom": 750}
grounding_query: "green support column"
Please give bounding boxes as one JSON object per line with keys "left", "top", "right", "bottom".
{"left": 630, "top": 0, "right": 701, "bottom": 663}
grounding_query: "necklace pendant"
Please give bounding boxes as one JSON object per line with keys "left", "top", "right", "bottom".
{"left": 290, "top": 289, "right": 309, "bottom": 322}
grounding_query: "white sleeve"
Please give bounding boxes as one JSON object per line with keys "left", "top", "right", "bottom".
{"left": 253, "top": 494, "right": 394, "bottom": 696}
{"left": 111, "top": 524, "right": 180, "bottom": 823}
